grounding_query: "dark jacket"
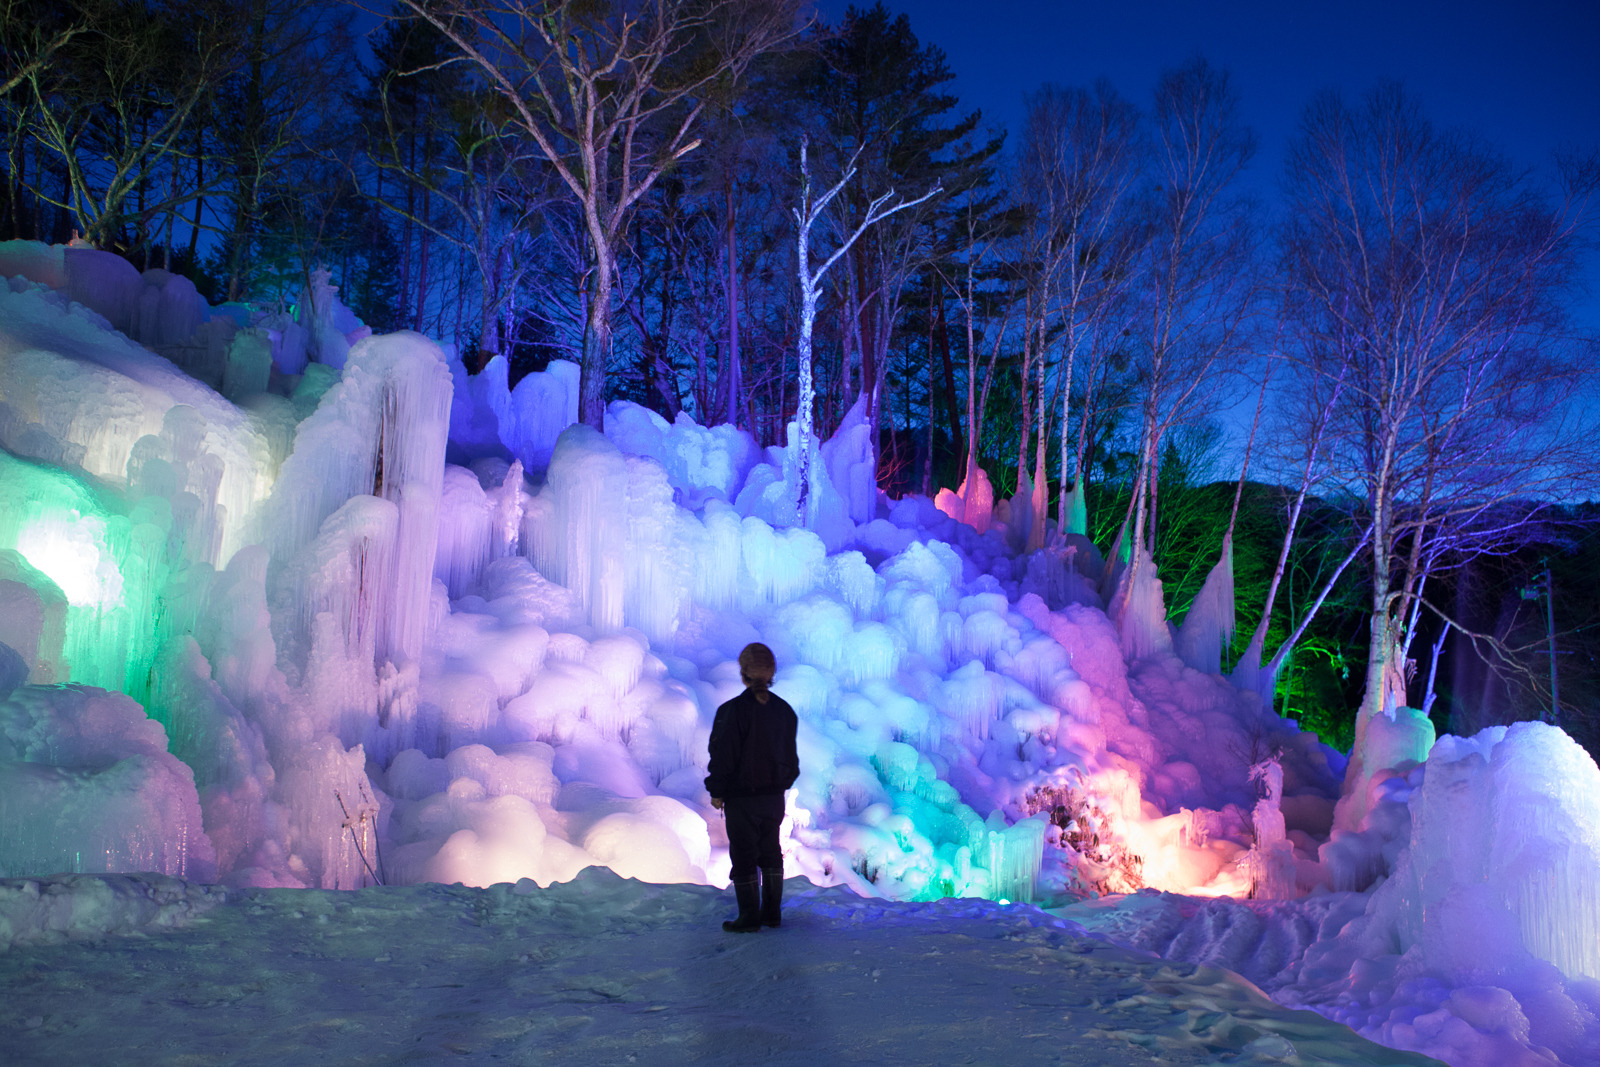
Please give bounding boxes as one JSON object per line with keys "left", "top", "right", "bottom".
{"left": 705, "top": 688, "right": 800, "bottom": 799}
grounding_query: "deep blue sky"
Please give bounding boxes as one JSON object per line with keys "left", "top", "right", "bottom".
{"left": 813, "top": 0, "right": 1600, "bottom": 325}
{"left": 812, "top": 0, "right": 1598, "bottom": 185}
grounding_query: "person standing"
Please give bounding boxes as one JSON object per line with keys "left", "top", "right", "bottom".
{"left": 706, "top": 643, "right": 799, "bottom": 933}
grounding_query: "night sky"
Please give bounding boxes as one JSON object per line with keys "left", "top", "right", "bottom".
{"left": 815, "top": 0, "right": 1600, "bottom": 327}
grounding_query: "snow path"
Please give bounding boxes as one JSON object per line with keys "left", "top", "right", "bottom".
{"left": 0, "top": 871, "right": 1440, "bottom": 1066}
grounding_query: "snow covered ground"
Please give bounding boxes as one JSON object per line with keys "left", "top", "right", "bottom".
{"left": 0, "top": 240, "right": 1597, "bottom": 1067}
{"left": 0, "top": 868, "right": 1440, "bottom": 1066}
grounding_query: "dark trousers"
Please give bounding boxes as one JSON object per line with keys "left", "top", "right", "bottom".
{"left": 724, "top": 794, "right": 785, "bottom": 880}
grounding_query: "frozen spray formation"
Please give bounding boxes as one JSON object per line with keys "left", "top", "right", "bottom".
{"left": 0, "top": 242, "right": 1597, "bottom": 1065}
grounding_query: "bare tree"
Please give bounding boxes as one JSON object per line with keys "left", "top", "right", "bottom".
{"left": 1015, "top": 80, "right": 1145, "bottom": 545}
{"left": 1113, "top": 59, "right": 1257, "bottom": 625}
{"left": 394, "top": 0, "right": 804, "bottom": 428}
{"left": 361, "top": 16, "right": 545, "bottom": 363}
{"left": 13, "top": 0, "right": 235, "bottom": 250}
{"left": 1280, "top": 84, "right": 1597, "bottom": 822}
{"left": 791, "top": 138, "right": 937, "bottom": 525}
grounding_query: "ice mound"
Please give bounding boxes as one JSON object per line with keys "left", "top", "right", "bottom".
{"left": 0, "top": 685, "right": 215, "bottom": 881}
{"left": 0, "top": 273, "right": 274, "bottom": 564}
{"left": 6, "top": 250, "right": 1597, "bottom": 1067}
{"left": 1082, "top": 723, "right": 1600, "bottom": 1066}
{"left": 476, "top": 356, "right": 579, "bottom": 473}
{"left": 1371, "top": 722, "right": 1600, "bottom": 983}
{"left": 603, "top": 400, "right": 760, "bottom": 507}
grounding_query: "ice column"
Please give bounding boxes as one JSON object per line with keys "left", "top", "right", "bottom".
{"left": 1175, "top": 535, "right": 1234, "bottom": 676}
{"left": 530, "top": 425, "right": 630, "bottom": 632}
{"left": 1109, "top": 547, "right": 1173, "bottom": 661}
{"left": 1389, "top": 722, "right": 1600, "bottom": 980}
{"left": 1247, "top": 756, "right": 1296, "bottom": 899}
{"left": 986, "top": 813, "right": 1048, "bottom": 902}
{"left": 529, "top": 427, "right": 689, "bottom": 641}
{"left": 270, "top": 333, "right": 451, "bottom": 666}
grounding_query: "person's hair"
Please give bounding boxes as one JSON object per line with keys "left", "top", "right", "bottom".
{"left": 738, "top": 642, "right": 776, "bottom": 690}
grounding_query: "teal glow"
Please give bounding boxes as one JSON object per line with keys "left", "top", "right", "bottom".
{"left": 15, "top": 512, "right": 123, "bottom": 609}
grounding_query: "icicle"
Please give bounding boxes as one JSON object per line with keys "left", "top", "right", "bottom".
{"left": 1392, "top": 723, "right": 1600, "bottom": 981}
{"left": 270, "top": 333, "right": 451, "bottom": 665}
{"left": 956, "top": 466, "right": 993, "bottom": 534}
{"left": 491, "top": 459, "right": 524, "bottom": 559}
{"left": 1176, "top": 534, "right": 1235, "bottom": 676}
{"left": 533, "top": 425, "right": 629, "bottom": 632}
{"left": 819, "top": 393, "right": 877, "bottom": 525}
{"left": 1245, "top": 756, "right": 1295, "bottom": 899}
{"left": 1229, "top": 637, "right": 1281, "bottom": 712}
{"left": 532, "top": 427, "right": 691, "bottom": 640}
{"left": 1108, "top": 547, "right": 1172, "bottom": 661}
{"left": 433, "top": 466, "right": 495, "bottom": 599}
{"left": 692, "top": 501, "right": 744, "bottom": 610}
{"left": 1007, "top": 470, "right": 1034, "bottom": 554}
{"left": 936, "top": 661, "right": 1006, "bottom": 739}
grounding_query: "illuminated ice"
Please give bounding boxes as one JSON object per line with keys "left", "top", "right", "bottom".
{"left": 0, "top": 684, "right": 214, "bottom": 881}
{"left": 1109, "top": 547, "right": 1173, "bottom": 661}
{"left": 1175, "top": 535, "right": 1234, "bottom": 676}
{"left": 604, "top": 400, "right": 759, "bottom": 505}
{"left": 1378, "top": 722, "right": 1600, "bottom": 981}
{"left": 483, "top": 357, "right": 579, "bottom": 473}
{"left": 6, "top": 246, "right": 1598, "bottom": 1067}
{"left": 0, "top": 550, "right": 68, "bottom": 684}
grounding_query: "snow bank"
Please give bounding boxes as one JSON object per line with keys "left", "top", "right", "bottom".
{"left": 0, "top": 872, "right": 226, "bottom": 949}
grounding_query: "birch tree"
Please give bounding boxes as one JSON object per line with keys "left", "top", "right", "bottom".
{"left": 395, "top": 0, "right": 803, "bottom": 429}
{"left": 791, "top": 138, "right": 937, "bottom": 525}
{"left": 1112, "top": 59, "right": 1257, "bottom": 643}
{"left": 1015, "top": 80, "right": 1144, "bottom": 545}
{"left": 1280, "top": 84, "right": 1597, "bottom": 823}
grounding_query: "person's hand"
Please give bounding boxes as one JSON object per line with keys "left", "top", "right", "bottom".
{"left": 710, "top": 797, "right": 724, "bottom": 810}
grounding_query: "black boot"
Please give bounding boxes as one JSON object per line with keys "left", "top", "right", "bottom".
{"left": 722, "top": 876, "right": 762, "bottom": 933}
{"left": 760, "top": 867, "right": 784, "bottom": 927}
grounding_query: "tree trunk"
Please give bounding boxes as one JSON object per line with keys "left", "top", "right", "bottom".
{"left": 1015, "top": 299, "right": 1032, "bottom": 495}
{"left": 1030, "top": 315, "right": 1050, "bottom": 551}
{"left": 724, "top": 186, "right": 740, "bottom": 428}
{"left": 935, "top": 297, "right": 962, "bottom": 462}
{"left": 795, "top": 287, "right": 818, "bottom": 523}
{"left": 187, "top": 124, "right": 204, "bottom": 265}
{"left": 414, "top": 212, "right": 431, "bottom": 331}
{"left": 227, "top": 0, "right": 268, "bottom": 301}
{"left": 1057, "top": 314, "right": 1079, "bottom": 533}
{"left": 580, "top": 237, "right": 615, "bottom": 429}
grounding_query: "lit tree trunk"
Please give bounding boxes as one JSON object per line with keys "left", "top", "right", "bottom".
{"left": 1014, "top": 289, "right": 1033, "bottom": 495}
{"left": 581, "top": 227, "right": 616, "bottom": 429}
{"left": 1029, "top": 314, "right": 1050, "bottom": 550}
{"left": 792, "top": 139, "right": 938, "bottom": 527}
{"left": 1055, "top": 310, "right": 1080, "bottom": 535}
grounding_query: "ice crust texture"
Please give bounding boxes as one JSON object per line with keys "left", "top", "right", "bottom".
{"left": 0, "top": 241, "right": 1596, "bottom": 1066}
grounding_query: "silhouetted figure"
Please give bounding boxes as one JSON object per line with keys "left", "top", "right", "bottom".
{"left": 706, "top": 643, "right": 799, "bottom": 932}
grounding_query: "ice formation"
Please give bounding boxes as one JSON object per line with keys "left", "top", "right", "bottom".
{"left": 1, "top": 241, "right": 1597, "bottom": 1066}
{"left": 1175, "top": 534, "right": 1234, "bottom": 676}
